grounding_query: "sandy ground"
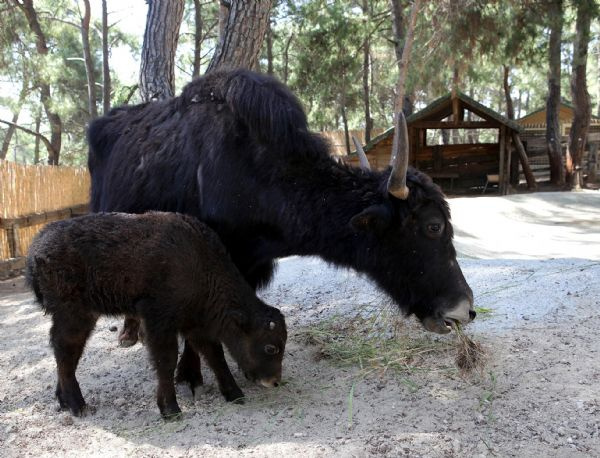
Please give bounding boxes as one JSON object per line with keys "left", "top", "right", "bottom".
{"left": 1, "top": 191, "right": 599, "bottom": 457}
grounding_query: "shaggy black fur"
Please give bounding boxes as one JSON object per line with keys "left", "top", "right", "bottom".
{"left": 26, "top": 212, "right": 286, "bottom": 419}
{"left": 88, "top": 69, "right": 473, "bottom": 387}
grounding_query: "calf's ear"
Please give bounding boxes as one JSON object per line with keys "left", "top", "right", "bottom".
{"left": 350, "top": 204, "right": 391, "bottom": 234}
{"left": 228, "top": 309, "right": 249, "bottom": 330}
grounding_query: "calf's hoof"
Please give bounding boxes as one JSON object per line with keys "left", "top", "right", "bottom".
{"left": 118, "top": 327, "right": 139, "bottom": 348}
{"left": 175, "top": 363, "right": 203, "bottom": 395}
{"left": 222, "top": 388, "right": 245, "bottom": 404}
{"left": 159, "top": 403, "right": 182, "bottom": 421}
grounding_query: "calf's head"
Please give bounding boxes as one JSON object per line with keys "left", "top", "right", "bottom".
{"left": 352, "top": 113, "right": 474, "bottom": 334}
{"left": 225, "top": 303, "right": 287, "bottom": 387}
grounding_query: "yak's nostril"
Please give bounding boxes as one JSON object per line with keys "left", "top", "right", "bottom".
{"left": 273, "top": 381, "right": 279, "bottom": 387}
{"left": 469, "top": 310, "right": 477, "bottom": 321}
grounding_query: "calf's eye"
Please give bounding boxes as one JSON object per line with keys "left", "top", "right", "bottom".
{"left": 264, "top": 344, "right": 279, "bottom": 355}
{"left": 427, "top": 223, "right": 442, "bottom": 233}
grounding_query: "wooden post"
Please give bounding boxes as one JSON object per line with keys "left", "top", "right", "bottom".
{"left": 505, "top": 133, "right": 512, "bottom": 192}
{"left": 498, "top": 126, "right": 506, "bottom": 194}
{"left": 6, "top": 224, "right": 21, "bottom": 259}
{"left": 452, "top": 97, "right": 460, "bottom": 125}
{"left": 511, "top": 132, "right": 537, "bottom": 190}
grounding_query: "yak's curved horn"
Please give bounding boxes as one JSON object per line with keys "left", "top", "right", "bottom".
{"left": 352, "top": 135, "right": 371, "bottom": 171}
{"left": 387, "top": 112, "right": 410, "bottom": 200}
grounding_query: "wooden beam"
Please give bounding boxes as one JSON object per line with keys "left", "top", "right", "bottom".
{"left": 499, "top": 126, "right": 506, "bottom": 194}
{"left": 411, "top": 121, "right": 498, "bottom": 129}
{"left": 511, "top": 132, "right": 537, "bottom": 190}
{"left": 0, "top": 204, "right": 89, "bottom": 229}
{"left": 452, "top": 97, "right": 460, "bottom": 125}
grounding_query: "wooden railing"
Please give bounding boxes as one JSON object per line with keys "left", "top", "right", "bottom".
{"left": 0, "top": 204, "right": 89, "bottom": 279}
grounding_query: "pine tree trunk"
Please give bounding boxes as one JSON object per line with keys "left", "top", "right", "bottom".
{"left": 567, "top": 0, "right": 593, "bottom": 189}
{"left": 207, "top": 0, "right": 274, "bottom": 73}
{"left": 139, "top": 0, "right": 185, "bottom": 101}
{"left": 266, "top": 19, "right": 274, "bottom": 75}
{"left": 0, "top": 78, "right": 26, "bottom": 160}
{"left": 102, "top": 0, "right": 111, "bottom": 113}
{"left": 34, "top": 112, "right": 41, "bottom": 164}
{"left": 193, "top": 0, "right": 202, "bottom": 77}
{"left": 0, "top": 111, "right": 20, "bottom": 160}
{"left": 546, "top": 0, "right": 564, "bottom": 186}
{"left": 81, "top": 0, "right": 98, "bottom": 119}
{"left": 16, "top": 0, "right": 62, "bottom": 164}
{"left": 393, "top": 0, "right": 420, "bottom": 114}
{"left": 362, "top": 0, "right": 372, "bottom": 144}
{"left": 283, "top": 33, "right": 293, "bottom": 84}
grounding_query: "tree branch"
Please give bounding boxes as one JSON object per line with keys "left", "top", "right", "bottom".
{"left": 0, "top": 118, "right": 53, "bottom": 153}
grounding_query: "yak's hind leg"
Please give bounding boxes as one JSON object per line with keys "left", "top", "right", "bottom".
{"left": 175, "top": 341, "right": 203, "bottom": 394}
{"left": 187, "top": 337, "right": 244, "bottom": 404}
{"left": 50, "top": 307, "right": 97, "bottom": 417}
{"left": 139, "top": 309, "right": 181, "bottom": 420}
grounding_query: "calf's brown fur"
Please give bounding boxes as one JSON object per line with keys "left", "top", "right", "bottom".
{"left": 26, "top": 212, "right": 286, "bottom": 419}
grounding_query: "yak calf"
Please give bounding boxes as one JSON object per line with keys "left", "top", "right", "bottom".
{"left": 26, "top": 212, "right": 287, "bottom": 419}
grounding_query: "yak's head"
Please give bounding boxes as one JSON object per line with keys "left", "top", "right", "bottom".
{"left": 350, "top": 113, "right": 474, "bottom": 334}
{"left": 225, "top": 302, "right": 287, "bottom": 387}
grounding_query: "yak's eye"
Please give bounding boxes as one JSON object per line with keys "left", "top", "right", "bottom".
{"left": 427, "top": 223, "right": 442, "bottom": 234}
{"left": 264, "top": 344, "right": 279, "bottom": 355}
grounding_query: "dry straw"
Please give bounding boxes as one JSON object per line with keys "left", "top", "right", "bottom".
{"left": 0, "top": 160, "right": 90, "bottom": 260}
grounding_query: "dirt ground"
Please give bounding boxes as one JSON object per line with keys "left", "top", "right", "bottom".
{"left": 1, "top": 191, "right": 599, "bottom": 457}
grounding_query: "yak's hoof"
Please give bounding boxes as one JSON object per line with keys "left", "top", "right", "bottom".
{"left": 118, "top": 327, "right": 138, "bottom": 348}
{"left": 175, "top": 364, "right": 203, "bottom": 395}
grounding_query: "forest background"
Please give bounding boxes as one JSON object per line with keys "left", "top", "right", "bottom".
{"left": 0, "top": 0, "right": 598, "bottom": 182}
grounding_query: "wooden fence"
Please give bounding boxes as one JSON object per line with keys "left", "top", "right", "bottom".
{"left": 0, "top": 160, "right": 90, "bottom": 278}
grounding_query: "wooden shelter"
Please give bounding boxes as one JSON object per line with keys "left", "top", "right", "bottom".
{"left": 517, "top": 103, "right": 600, "bottom": 182}
{"left": 344, "top": 91, "right": 532, "bottom": 194}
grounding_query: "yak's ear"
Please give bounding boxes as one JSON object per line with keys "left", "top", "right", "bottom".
{"left": 350, "top": 204, "right": 391, "bottom": 234}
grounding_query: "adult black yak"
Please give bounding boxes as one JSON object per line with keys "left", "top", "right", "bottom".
{"left": 88, "top": 69, "right": 474, "bottom": 391}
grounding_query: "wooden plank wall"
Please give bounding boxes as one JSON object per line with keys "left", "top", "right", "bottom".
{"left": 0, "top": 160, "right": 90, "bottom": 271}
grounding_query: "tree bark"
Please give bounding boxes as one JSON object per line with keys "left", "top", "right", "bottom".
{"left": 503, "top": 66, "right": 537, "bottom": 190}
{"left": 139, "top": 0, "right": 185, "bottom": 101}
{"left": 15, "top": 0, "right": 62, "bottom": 164}
{"left": 362, "top": 0, "right": 372, "bottom": 144}
{"left": 193, "top": 0, "right": 202, "bottom": 77}
{"left": 545, "top": 0, "right": 564, "bottom": 186}
{"left": 80, "top": 0, "right": 98, "bottom": 119}
{"left": 566, "top": 0, "right": 593, "bottom": 189}
{"left": 207, "top": 0, "right": 274, "bottom": 73}
{"left": 102, "top": 0, "right": 111, "bottom": 113}
{"left": 393, "top": 0, "right": 420, "bottom": 114}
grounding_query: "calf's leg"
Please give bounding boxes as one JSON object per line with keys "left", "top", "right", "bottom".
{"left": 118, "top": 316, "right": 140, "bottom": 347}
{"left": 188, "top": 337, "right": 244, "bottom": 403}
{"left": 175, "top": 340, "right": 203, "bottom": 394}
{"left": 142, "top": 320, "right": 181, "bottom": 420}
{"left": 50, "top": 308, "right": 97, "bottom": 417}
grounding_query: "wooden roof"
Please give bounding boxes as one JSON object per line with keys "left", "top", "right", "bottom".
{"left": 358, "top": 91, "right": 521, "bottom": 155}
{"left": 517, "top": 102, "right": 600, "bottom": 127}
